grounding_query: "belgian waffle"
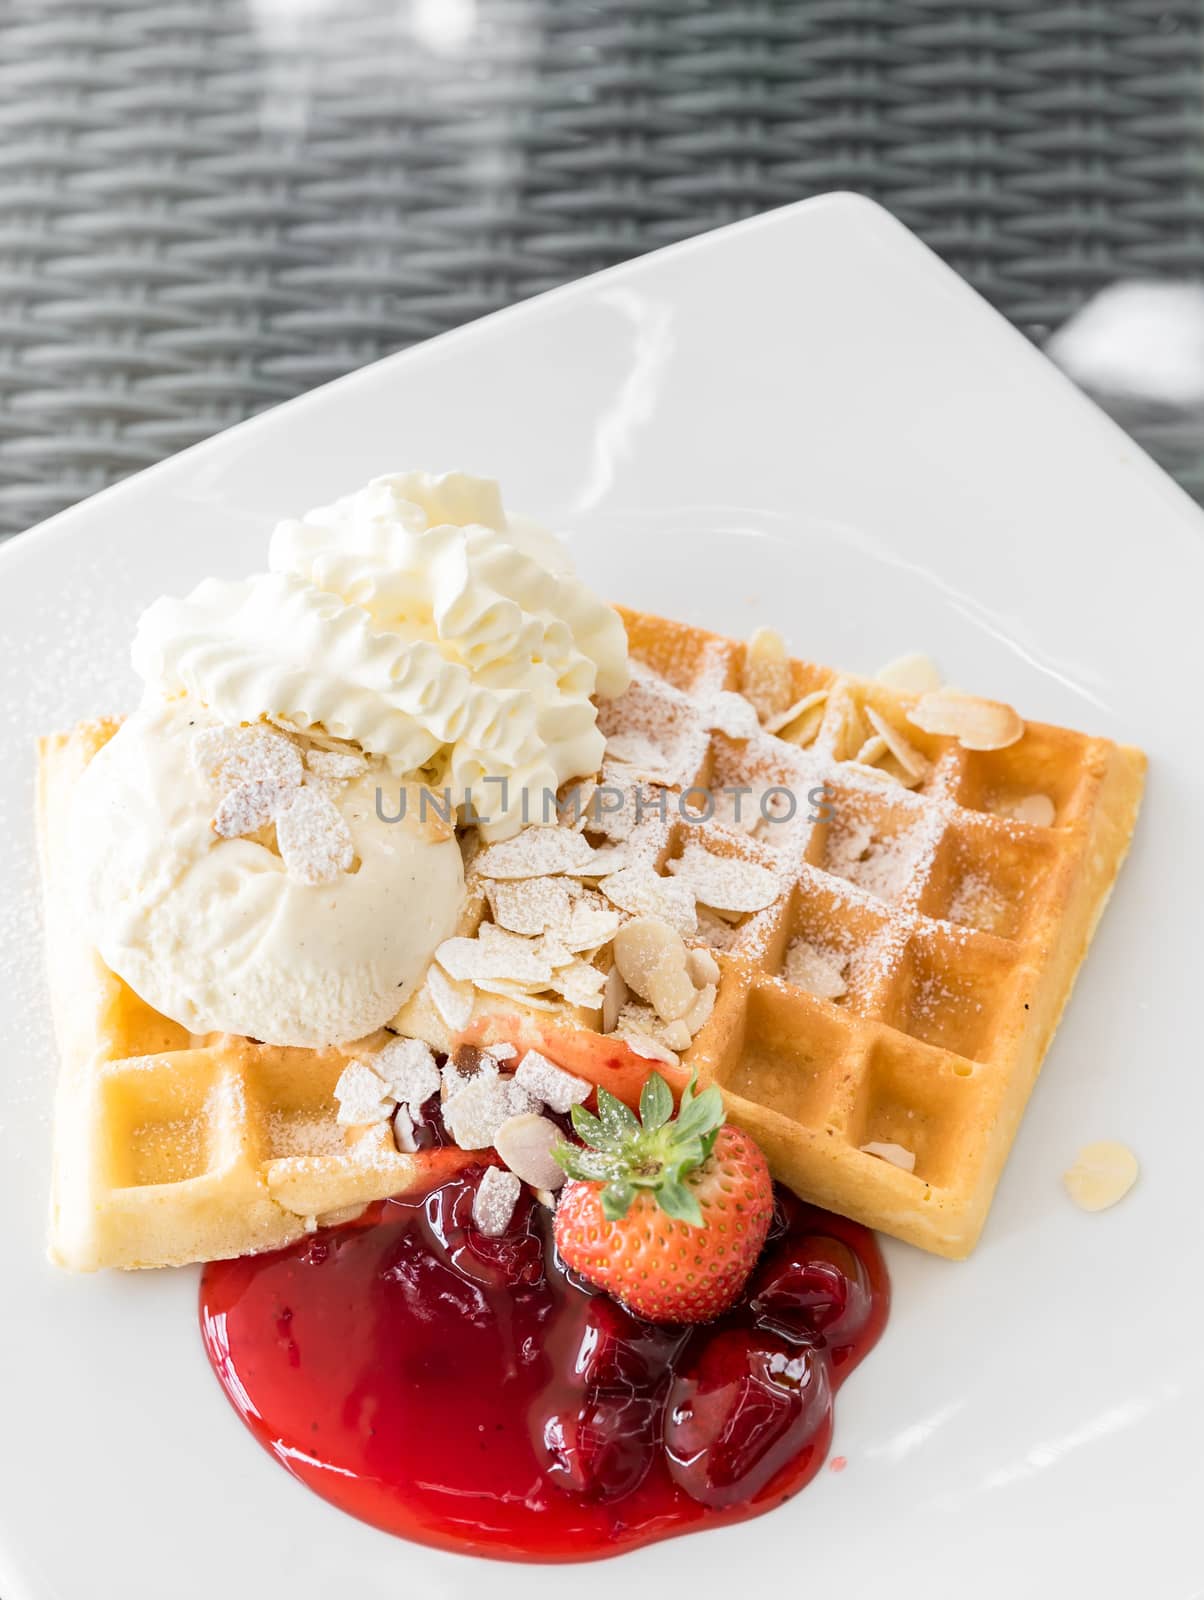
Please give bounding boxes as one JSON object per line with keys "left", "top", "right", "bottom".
{"left": 38, "top": 609, "right": 1144, "bottom": 1268}
{"left": 432, "top": 606, "right": 1145, "bottom": 1258}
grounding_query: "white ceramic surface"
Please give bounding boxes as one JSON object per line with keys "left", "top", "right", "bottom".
{"left": 1, "top": 194, "right": 1199, "bottom": 1600}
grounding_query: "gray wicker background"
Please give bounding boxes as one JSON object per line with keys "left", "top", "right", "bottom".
{"left": 2, "top": 0, "right": 1203, "bottom": 537}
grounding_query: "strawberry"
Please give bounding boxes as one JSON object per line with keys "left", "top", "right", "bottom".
{"left": 553, "top": 1071, "right": 773, "bottom": 1325}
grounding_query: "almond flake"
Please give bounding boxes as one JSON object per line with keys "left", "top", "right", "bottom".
{"left": 443, "top": 1074, "right": 518, "bottom": 1150}
{"left": 569, "top": 842, "right": 632, "bottom": 878}
{"left": 864, "top": 706, "right": 932, "bottom": 783}
{"left": 485, "top": 876, "right": 574, "bottom": 936}
{"left": 687, "top": 947, "right": 721, "bottom": 987}
{"left": 425, "top": 963, "right": 475, "bottom": 1032}
{"left": 212, "top": 778, "right": 284, "bottom": 838}
{"left": 392, "top": 1104, "right": 419, "bottom": 1153}
{"left": 334, "top": 1061, "right": 394, "bottom": 1127}
{"left": 612, "top": 1002, "right": 680, "bottom": 1066}
{"left": 506, "top": 1077, "right": 543, "bottom": 1116}
{"left": 495, "top": 1113, "right": 566, "bottom": 1190}
{"left": 1001, "top": 793, "right": 1056, "bottom": 827}
{"left": 547, "top": 960, "right": 608, "bottom": 1009}
{"left": 663, "top": 1018, "right": 694, "bottom": 1050}
{"left": 192, "top": 723, "right": 303, "bottom": 793}
{"left": 475, "top": 826, "right": 596, "bottom": 880}
{"left": 372, "top": 1036, "right": 439, "bottom": 1107}
{"left": 907, "top": 691, "right": 1024, "bottom": 752}
{"left": 1063, "top": 1141, "right": 1139, "bottom": 1212}
{"left": 599, "top": 866, "right": 698, "bottom": 936}
{"left": 742, "top": 626, "right": 793, "bottom": 720}
{"left": 875, "top": 653, "right": 942, "bottom": 695}
{"left": 602, "top": 965, "right": 627, "bottom": 1033}
{"left": 854, "top": 734, "right": 889, "bottom": 767}
{"left": 605, "top": 732, "right": 676, "bottom": 781}
{"left": 305, "top": 748, "right": 369, "bottom": 785}
{"left": 668, "top": 843, "right": 779, "bottom": 915}
{"left": 612, "top": 916, "right": 694, "bottom": 1022}
{"left": 442, "top": 1050, "right": 498, "bottom": 1097}
{"left": 783, "top": 938, "right": 848, "bottom": 1000}
{"left": 472, "top": 1166, "right": 521, "bottom": 1236}
{"left": 471, "top": 978, "right": 562, "bottom": 1011}
{"left": 683, "top": 981, "right": 717, "bottom": 1036}
{"left": 561, "top": 893, "right": 622, "bottom": 953}
{"left": 764, "top": 689, "right": 829, "bottom": 736}
{"left": 860, "top": 1141, "right": 916, "bottom": 1173}
{"left": 276, "top": 787, "right": 355, "bottom": 885}
{"left": 515, "top": 1051, "right": 591, "bottom": 1113}
{"left": 436, "top": 932, "right": 554, "bottom": 987}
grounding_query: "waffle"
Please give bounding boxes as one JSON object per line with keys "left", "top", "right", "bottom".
{"left": 38, "top": 610, "right": 1144, "bottom": 1269}
{"left": 38, "top": 722, "right": 476, "bottom": 1270}
{"left": 453, "top": 606, "right": 1145, "bottom": 1258}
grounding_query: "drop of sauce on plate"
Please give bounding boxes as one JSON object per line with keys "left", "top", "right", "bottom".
{"left": 200, "top": 1166, "right": 888, "bottom": 1562}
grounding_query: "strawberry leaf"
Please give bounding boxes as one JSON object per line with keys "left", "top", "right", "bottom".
{"left": 569, "top": 1103, "right": 612, "bottom": 1149}
{"left": 655, "top": 1178, "right": 704, "bottom": 1227}
{"left": 673, "top": 1082, "right": 724, "bottom": 1144}
{"left": 553, "top": 1068, "right": 730, "bottom": 1232}
{"left": 555, "top": 1142, "right": 622, "bottom": 1183}
{"left": 640, "top": 1072, "right": 673, "bottom": 1131}
{"left": 596, "top": 1086, "right": 640, "bottom": 1141}
{"left": 600, "top": 1179, "right": 637, "bottom": 1221}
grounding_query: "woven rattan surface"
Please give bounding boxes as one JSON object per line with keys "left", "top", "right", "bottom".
{"left": 2, "top": 0, "right": 1203, "bottom": 534}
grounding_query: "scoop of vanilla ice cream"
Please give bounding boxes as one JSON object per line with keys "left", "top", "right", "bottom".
{"left": 131, "top": 470, "right": 629, "bottom": 839}
{"left": 73, "top": 700, "right": 465, "bottom": 1048}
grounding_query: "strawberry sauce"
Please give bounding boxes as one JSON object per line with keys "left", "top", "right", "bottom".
{"left": 199, "top": 1168, "right": 889, "bottom": 1562}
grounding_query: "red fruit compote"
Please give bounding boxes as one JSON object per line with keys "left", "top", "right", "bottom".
{"left": 200, "top": 1160, "right": 889, "bottom": 1562}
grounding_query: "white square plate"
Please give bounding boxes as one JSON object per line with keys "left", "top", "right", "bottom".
{"left": 1, "top": 195, "right": 1199, "bottom": 1600}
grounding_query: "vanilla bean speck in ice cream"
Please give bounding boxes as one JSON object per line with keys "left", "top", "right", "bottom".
{"left": 72, "top": 471, "right": 630, "bottom": 1048}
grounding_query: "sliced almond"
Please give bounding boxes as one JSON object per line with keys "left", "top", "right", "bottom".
{"left": 612, "top": 1002, "right": 680, "bottom": 1066}
{"left": 864, "top": 706, "right": 932, "bottom": 783}
{"left": 275, "top": 786, "right": 355, "bottom": 885}
{"left": 764, "top": 688, "right": 828, "bottom": 736}
{"left": 436, "top": 931, "right": 554, "bottom": 987}
{"left": 875, "top": 652, "right": 942, "bottom": 695}
{"left": 1062, "top": 1141, "right": 1139, "bottom": 1212}
{"left": 334, "top": 1061, "right": 393, "bottom": 1127}
{"left": 561, "top": 892, "right": 622, "bottom": 953}
{"left": 668, "top": 842, "right": 780, "bottom": 915}
{"left": 860, "top": 1140, "right": 916, "bottom": 1173}
{"left": 425, "top": 963, "right": 475, "bottom": 1033}
{"left": 687, "top": 946, "right": 721, "bottom": 988}
{"left": 475, "top": 826, "right": 596, "bottom": 880}
{"left": 602, "top": 965, "right": 627, "bottom": 1034}
{"left": 546, "top": 960, "right": 608, "bottom": 1009}
{"left": 742, "top": 626, "right": 793, "bottom": 720}
{"left": 854, "top": 733, "right": 889, "bottom": 767}
{"left": 612, "top": 916, "right": 694, "bottom": 1023}
{"left": 485, "top": 876, "right": 574, "bottom": 937}
{"left": 659, "top": 1018, "right": 692, "bottom": 1051}
{"left": 494, "top": 1113, "right": 566, "bottom": 1191}
{"left": 907, "top": 690, "right": 1024, "bottom": 752}
{"left": 599, "top": 865, "right": 698, "bottom": 936}
{"left": 683, "top": 981, "right": 716, "bottom": 1036}
{"left": 472, "top": 1166, "right": 521, "bottom": 1236}
{"left": 471, "top": 979, "right": 562, "bottom": 1012}
{"left": 514, "top": 1051, "right": 591, "bottom": 1114}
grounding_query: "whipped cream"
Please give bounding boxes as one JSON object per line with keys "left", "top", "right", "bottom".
{"left": 73, "top": 700, "right": 465, "bottom": 1048}
{"left": 132, "top": 471, "right": 629, "bottom": 838}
